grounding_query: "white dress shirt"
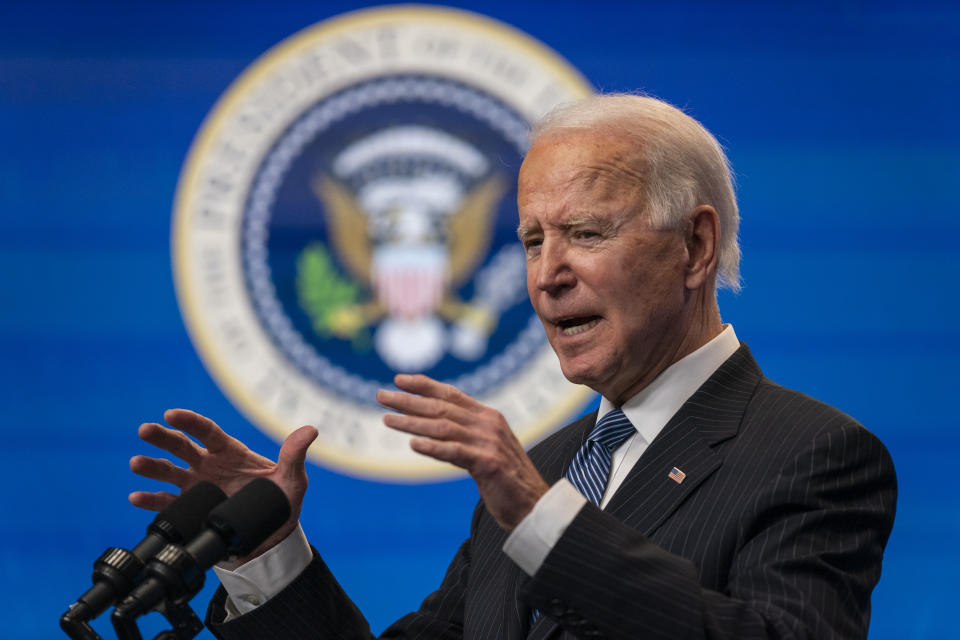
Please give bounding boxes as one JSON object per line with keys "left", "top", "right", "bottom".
{"left": 215, "top": 326, "right": 741, "bottom": 614}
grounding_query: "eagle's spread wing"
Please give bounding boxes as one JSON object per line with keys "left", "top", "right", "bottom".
{"left": 312, "top": 174, "right": 372, "bottom": 282}
{"left": 448, "top": 174, "right": 507, "bottom": 286}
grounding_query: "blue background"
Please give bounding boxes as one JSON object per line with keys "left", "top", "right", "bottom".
{"left": 1, "top": 1, "right": 957, "bottom": 638}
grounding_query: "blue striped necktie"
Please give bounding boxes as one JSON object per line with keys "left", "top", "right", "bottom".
{"left": 529, "top": 408, "right": 635, "bottom": 629}
{"left": 565, "top": 408, "right": 637, "bottom": 506}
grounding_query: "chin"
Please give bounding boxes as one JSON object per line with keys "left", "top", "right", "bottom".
{"left": 557, "top": 359, "right": 603, "bottom": 390}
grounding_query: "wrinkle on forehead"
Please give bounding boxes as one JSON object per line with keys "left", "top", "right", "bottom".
{"left": 573, "top": 150, "right": 648, "bottom": 201}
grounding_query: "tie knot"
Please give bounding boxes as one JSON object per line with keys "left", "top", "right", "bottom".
{"left": 589, "top": 408, "right": 635, "bottom": 451}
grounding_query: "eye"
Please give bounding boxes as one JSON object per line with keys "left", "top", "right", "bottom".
{"left": 573, "top": 229, "right": 601, "bottom": 241}
{"left": 522, "top": 237, "right": 542, "bottom": 256}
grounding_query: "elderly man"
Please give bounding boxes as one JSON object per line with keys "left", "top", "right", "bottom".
{"left": 130, "top": 95, "right": 896, "bottom": 639}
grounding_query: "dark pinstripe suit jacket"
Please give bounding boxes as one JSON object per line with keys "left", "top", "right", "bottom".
{"left": 207, "top": 345, "right": 897, "bottom": 639}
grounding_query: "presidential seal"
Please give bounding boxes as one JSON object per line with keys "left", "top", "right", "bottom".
{"left": 172, "top": 5, "right": 595, "bottom": 480}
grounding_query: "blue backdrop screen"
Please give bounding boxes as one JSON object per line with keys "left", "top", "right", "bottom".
{"left": 1, "top": 2, "right": 957, "bottom": 638}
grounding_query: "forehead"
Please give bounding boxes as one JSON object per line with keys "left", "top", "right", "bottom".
{"left": 517, "top": 130, "right": 644, "bottom": 218}
{"left": 518, "top": 130, "right": 646, "bottom": 216}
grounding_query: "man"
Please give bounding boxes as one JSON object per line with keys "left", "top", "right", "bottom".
{"left": 130, "top": 94, "right": 896, "bottom": 639}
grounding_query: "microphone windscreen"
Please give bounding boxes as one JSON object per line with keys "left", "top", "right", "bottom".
{"left": 206, "top": 478, "right": 291, "bottom": 556}
{"left": 151, "top": 481, "right": 228, "bottom": 544}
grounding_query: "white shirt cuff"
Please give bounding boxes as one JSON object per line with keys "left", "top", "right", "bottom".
{"left": 213, "top": 523, "right": 313, "bottom": 619}
{"left": 502, "top": 479, "right": 587, "bottom": 576}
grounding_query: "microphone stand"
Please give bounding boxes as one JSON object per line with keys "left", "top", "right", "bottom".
{"left": 111, "top": 543, "right": 207, "bottom": 640}
{"left": 151, "top": 597, "right": 205, "bottom": 640}
{"left": 110, "top": 595, "right": 204, "bottom": 640}
{"left": 62, "top": 593, "right": 204, "bottom": 640}
{"left": 59, "top": 612, "right": 104, "bottom": 640}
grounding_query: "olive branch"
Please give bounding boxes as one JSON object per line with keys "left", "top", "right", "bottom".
{"left": 296, "top": 244, "right": 366, "bottom": 343}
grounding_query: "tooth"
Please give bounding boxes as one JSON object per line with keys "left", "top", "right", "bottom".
{"left": 562, "top": 319, "right": 598, "bottom": 335}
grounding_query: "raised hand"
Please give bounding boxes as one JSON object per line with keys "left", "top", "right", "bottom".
{"left": 377, "top": 374, "right": 549, "bottom": 531}
{"left": 129, "top": 408, "right": 318, "bottom": 561}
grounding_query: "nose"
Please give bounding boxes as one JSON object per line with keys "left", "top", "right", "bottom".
{"left": 531, "top": 238, "right": 575, "bottom": 295}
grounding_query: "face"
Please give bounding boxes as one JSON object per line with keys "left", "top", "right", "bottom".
{"left": 517, "top": 130, "right": 694, "bottom": 404}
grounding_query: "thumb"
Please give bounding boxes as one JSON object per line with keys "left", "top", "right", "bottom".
{"left": 277, "top": 425, "right": 318, "bottom": 479}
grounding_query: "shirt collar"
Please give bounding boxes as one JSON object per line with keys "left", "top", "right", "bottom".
{"left": 597, "top": 325, "right": 740, "bottom": 445}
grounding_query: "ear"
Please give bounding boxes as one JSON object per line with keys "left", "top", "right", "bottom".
{"left": 683, "top": 205, "right": 720, "bottom": 290}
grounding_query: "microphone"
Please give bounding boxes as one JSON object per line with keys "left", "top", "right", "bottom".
{"left": 60, "top": 482, "right": 227, "bottom": 635}
{"left": 111, "top": 477, "right": 291, "bottom": 622}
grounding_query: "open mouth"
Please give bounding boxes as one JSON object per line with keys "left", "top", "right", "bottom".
{"left": 558, "top": 316, "right": 600, "bottom": 336}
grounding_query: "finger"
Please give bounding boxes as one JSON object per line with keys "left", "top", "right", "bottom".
{"left": 128, "top": 490, "right": 178, "bottom": 512}
{"left": 377, "top": 389, "right": 472, "bottom": 423}
{"left": 277, "top": 425, "right": 318, "bottom": 482}
{"left": 383, "top": 413, "right": 470, "bottom": 442}
{"left": 393, "top": 374, "right": 477, "bottom": 409}
{"left": 163, "top": 408, "right": 234, "bottom": 454}
{"left": 129, "top": 455, "right": 193, "bottom": 487}
{"left": 138, "top": 422, "right": 204, "bottom": 466}
{"left": 409, "top": 436, "right": 474, "bottom": 470}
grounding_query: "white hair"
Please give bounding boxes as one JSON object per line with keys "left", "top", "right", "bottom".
{"left": 531, "top": 94, "right": 741, "bottom": 292}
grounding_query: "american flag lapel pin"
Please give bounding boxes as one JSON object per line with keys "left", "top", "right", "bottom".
{"left": 668, "top": 467, "right": 686, "bottom": 484}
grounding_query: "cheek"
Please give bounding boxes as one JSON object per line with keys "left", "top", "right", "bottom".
{"left": 617, "top": 254, "right": 686, "bottom": 304}
{"left": 525, "top": 269, "right": 538, "bottom": 306}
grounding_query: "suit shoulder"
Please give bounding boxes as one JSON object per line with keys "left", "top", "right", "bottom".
{"left": 746, "top": 377, "right": 890, "bottom": 458}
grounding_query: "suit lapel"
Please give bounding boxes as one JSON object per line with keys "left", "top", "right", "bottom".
{"left": 603, "top": 411, "right": 721, "bottom": 534}
{"left": 605, "top": 344, "right": 762, "bottom": 536}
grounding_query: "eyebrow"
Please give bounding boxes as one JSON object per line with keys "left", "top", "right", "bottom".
{"left": 516, "top": 224, "right": 535, "bottom": 241}
{"left": 559, "top": 214, "right": 609, "bottom": 230}
{"left": 517, "top": 214, "right": 612, "bottom": 241}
